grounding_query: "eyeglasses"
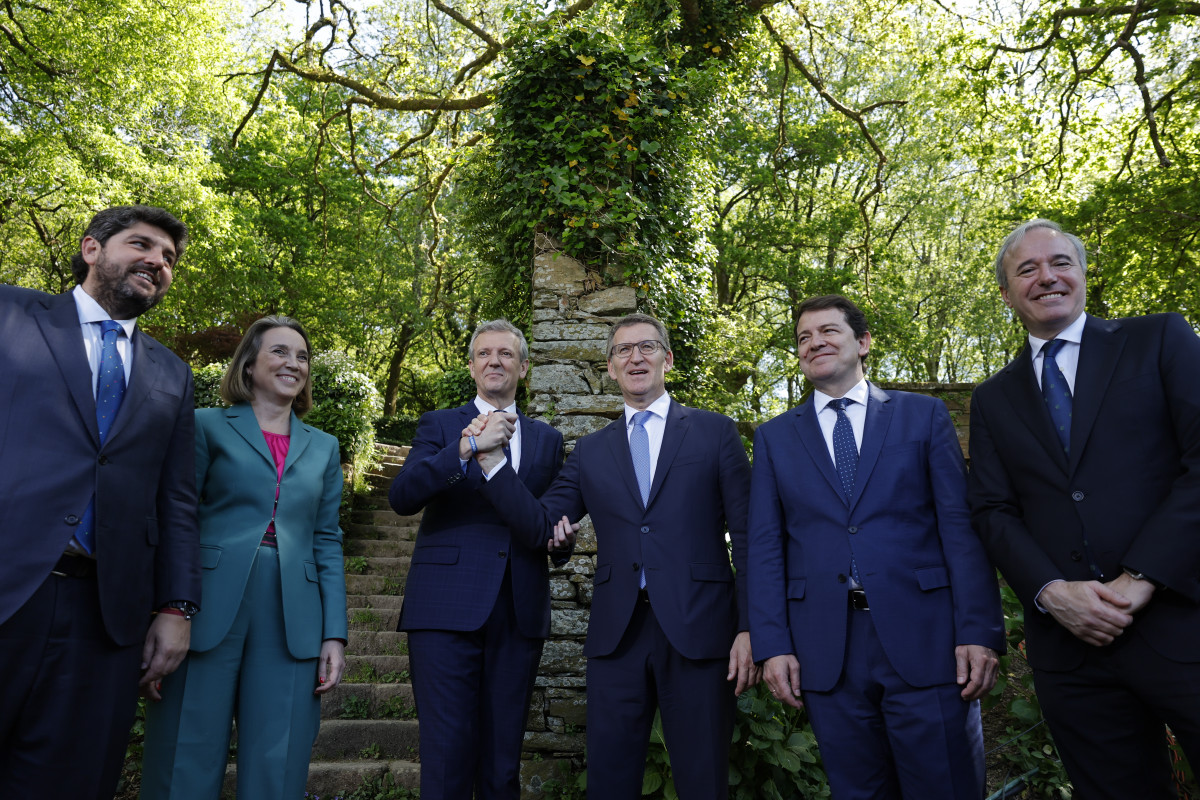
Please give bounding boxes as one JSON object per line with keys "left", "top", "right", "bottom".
{"left": 609, "top": 340, "right": 666, "bottom": 359}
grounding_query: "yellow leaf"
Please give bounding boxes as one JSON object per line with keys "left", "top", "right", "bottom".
{"left": 712, "top": 45, "right": 722, "bottom": 55}
{"left": 592, "top": 222, "right": 600, "bottom": 229}
{"left": 668, "top": 91, "right": 677, "bottom": 99}
{"left": 575, "top": 94, "right": 584, "bottom": 101}
{"left": 569, "top": 160, "right": 578, "bottom": 167}
{"left": 578, "top": 55, "right": 596, "bottom": 66}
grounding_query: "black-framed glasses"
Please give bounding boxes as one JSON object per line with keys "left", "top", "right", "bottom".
{"left": 609, "top": 340, "right": 666, "bottom": 359}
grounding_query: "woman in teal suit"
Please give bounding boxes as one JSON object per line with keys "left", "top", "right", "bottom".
{"left": 141, "top": 316, "right": 348, "bottom": 799}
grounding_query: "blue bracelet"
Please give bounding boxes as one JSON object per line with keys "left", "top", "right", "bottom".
{"left": 468, "top": 435, "right": 478, "bottom": 454}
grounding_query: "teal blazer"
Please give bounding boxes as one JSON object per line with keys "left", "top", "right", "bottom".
{"left": 191, "top": 404, "right": 347, "bottom": 659}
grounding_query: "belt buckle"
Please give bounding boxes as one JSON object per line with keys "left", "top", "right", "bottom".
{"left": 849, "top": 589, "right": 869, "bottom": 611}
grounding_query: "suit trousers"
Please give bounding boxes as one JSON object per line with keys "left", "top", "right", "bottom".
{"left": 802, "top": 607, "right": 984, "bottom": 800}
{"left": 0, "top": 570, "right": 143, "bottom": 800}
{"left": 407, "top": 567, "right": 544, "bottom": 800}
{"left": 141, "top": 547, "right": 321, "bottom": 800}
{"left": 586, "top": 595, "right": 734, "bottom": 800}
{"left": 1032, "top": 628, "right": 1200, "bottom": 800}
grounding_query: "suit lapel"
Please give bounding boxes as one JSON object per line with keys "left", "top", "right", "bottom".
{"left": 33, "top": 293, "right": 98, "bottom": 444}
{"left": 517, "top": 410, "right": 540, "bottom": 480}
{"left": 225, "top": 404, "right": 275, "bottom": 469}
{"left": 647, "top": 400, "right": 688, "bottom": 508}
{"left": 793, "top": 397, "right": 844, "bottom": 502}
{"left": 603, "top": 414, "right": 645, "bottom": 509}
{"left": 998, "top": 345, "right": 1069, "bottom": 473}
{"left": 284, "top": 411, "right": 313, "bottom": 475}
{"left": 1069, "top": 316, "right": 1124, "bottom": 474}
{"left": 853, "top": 383, "right": 893, "bottom": 510}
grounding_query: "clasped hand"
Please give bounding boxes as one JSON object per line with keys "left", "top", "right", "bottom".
{"left": 1038, "top": 574, "right": 1155, "bottom": 647}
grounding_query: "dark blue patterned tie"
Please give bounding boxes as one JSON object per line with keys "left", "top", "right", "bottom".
{"left": 1040, "top": 339, "right": 1072, "bottom": 453}
{"left": 77, "top": 321, "right": 127, "bottom": 553}
{"left": 829, "top": 397, "right": 863, "bottom": 586}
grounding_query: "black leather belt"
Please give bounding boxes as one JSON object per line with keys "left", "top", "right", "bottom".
{"left": 848, "top": 589, "right": 869, "bottom": 611}
{"left": 51, "top": 554, "right": 97, "bottom": 578}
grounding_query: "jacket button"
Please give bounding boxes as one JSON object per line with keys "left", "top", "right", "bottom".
{"left": 1070, "top": 550, "right": 1082, "bottom": 561}
{"left": 837, "top": 574, "right": 847, "bottom": 583}
{"left": 640, "top": 526, "right": 650, "bottom": 534}
{"left": 632, "top": 563, "right": 640, "bottom": 571}
{"left": 1071, "top": 490, "right": 1085, "bottom": 502}
{"left": 65, "top": 515, "right": 80, "bottom": 525}
{"left": 848, "top": 526, "right": 858, "bottom": 534}
{"left": 98, "top": 455, "right": 109, "bottom": 465}
{"left": 498, "top": 551, "right": 507, "bottom": 559}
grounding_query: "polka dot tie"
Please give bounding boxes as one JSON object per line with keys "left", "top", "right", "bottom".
{"left": 1040, "top": 339, "right": 1072, "bottom": 454}
{"left": 829, "top": 397, "right": 862, "bottom": 586}
{"left": 76, "top": 321, "right": 127, "bottom": 554}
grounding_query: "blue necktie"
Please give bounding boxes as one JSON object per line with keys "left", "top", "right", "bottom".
{"left": 1040, "top": 339, "right": 1072, "bottom": 453}
{"left": 630, "top": 411, "right": 652, "bottom": 590}
{"left": 77, "top": 321, "right": 127, "bottom": 554}
{"left": 829, "top": 398, "right": 862, "bottom": 586}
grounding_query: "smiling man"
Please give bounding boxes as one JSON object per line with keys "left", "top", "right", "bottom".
{"left": 968, "top": 219, "right": 1200, "bottom": 797}
{"left": 0, "top": 205, "right": 200, "bottom": 799}
{"left": 471, "top": 312, "right": 756, "bottom": 800}
{"left": 388, "top": 319, "right": 568, "bottom": 800}
{"left": 747, "top": 294, "right": 1004, "bottom": 799}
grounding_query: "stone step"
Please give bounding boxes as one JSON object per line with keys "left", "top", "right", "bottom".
{"left": 322, "top": 682, "right": 417, "bottom": 720}
{"left": 343, "top": 655, "right": 410, "bottom": 683}
{"left": 344, "top": 522, "right": 420, "bottom": 541}
{"left": 368, "top": 461, "right": 403, "bottom": 480}
{"left": 311, "top": 719, "right": 421, "bottom": 761}
{"left": 349, "top": 606, "right": 402, "bottom": 631}
{"left": 345, "top": 555, "right": 411, "bottom": 575}
{"left": 301, "top": 760, "right": 420, "bottom": 798}
{"left": 348, "top": 509, "right": 423, "bottom": 527}
{"left": 346, "top": 594, "right": 404, "bottom": 610}
{"left": 348, "top": 629, "right": 407, "bottom": 656}
{"left": 345, "top": 573, "right": 405, "bottom": 596}
{"left": 344, "top": 537, "right": 415, "bottom": 557}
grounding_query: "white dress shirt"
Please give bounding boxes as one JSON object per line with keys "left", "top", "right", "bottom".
{"left": 1028, "top": 311, "right": 1086, "bottom": 393}
{"left": 812, "top": 378, "right": 869, "bottom": 462}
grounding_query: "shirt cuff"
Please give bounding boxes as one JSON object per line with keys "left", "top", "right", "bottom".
{"left": 483, "top": 456, "right": 508, "bottom": 481}
{"left": 1033, "top": 579, "right": 1064, "bottom": 613}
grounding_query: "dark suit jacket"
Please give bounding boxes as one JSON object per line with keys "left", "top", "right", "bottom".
{"left": 0, "top": 285, "right": 200, "bottom": 646}
{"left": 749, "top": 384, "right": 1005, "bottom": 692}
{"left": 480, "top": 400, "right": 751, "bottom": 660}
{"left": 969, "top": 313, "right": 1200, "bottom": 670}
{"left": 190, "top": 405, "right": 347, "bottom": 659}
{"left": 390, "top": 403, "right": 565, "bottom": 638}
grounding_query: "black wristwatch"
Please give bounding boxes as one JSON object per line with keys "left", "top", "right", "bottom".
{"left": 161, "top": 600, "right": 200, "bottom": 620}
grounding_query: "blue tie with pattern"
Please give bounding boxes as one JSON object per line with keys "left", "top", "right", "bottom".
{"left": 1040, "top": 339, "right": 1072, "bottom": 453}
{"left": 77, "top": 321, "right": 127, "bottom": 554}
{"left": 630, "top": 410, "right": 652, "bottom": 590}
{"left": 829, "top": 397, "right": 862, "bottom": 586}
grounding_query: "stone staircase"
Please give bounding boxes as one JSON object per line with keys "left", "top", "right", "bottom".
{"left": 224, "top": 442, "right": 423, "bottom": 797}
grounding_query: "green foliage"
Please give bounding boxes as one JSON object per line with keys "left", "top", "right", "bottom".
{"left": 192, "top": 363, "right": 227, "bottom": 410}
{"left": 339, "top": 695, "right": 371, "bottom": 720}
{"left": 337, "top": 772, "right": 419, "bottom": 798}
{"left": 376, "top": 415, "right": 421, "bottom": 445}
{"left": 306, "top": 351, "right": 383, "bottom": 480}
{"left": 345, "top": 556, "right": 369, "bottom": 575}
{"left": 378, "top": 696, "right": 418, "bottom": 720}
{"left": 432, "top": 367, "right": 477, "bottom": 410}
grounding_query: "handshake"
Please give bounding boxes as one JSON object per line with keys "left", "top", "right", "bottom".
{"left": 460, "top": 410, "right": 576, "bottom": 554}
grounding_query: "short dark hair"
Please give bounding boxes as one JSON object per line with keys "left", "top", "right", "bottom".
{"left": 606, "top": 313, "right": 671, "bottom": 359}
{"left": 70, "top": 205, "right": 188, "bottom": 284}
{"left": 795, "top": 295, "right": 870, "bottom": 341}
{"left": 220, "top": 316, "right": 314, "bottom": 417}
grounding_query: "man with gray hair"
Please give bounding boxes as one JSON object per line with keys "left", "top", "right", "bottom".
{"left": 389, "top": 318, "right": 569, "bottom": 800}
{"left": 968, "top": 218, "right": 1200, "bottom": 797}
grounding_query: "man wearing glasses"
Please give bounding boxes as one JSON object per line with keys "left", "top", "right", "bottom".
{"left": 470, "top": 313, "right": 757, "bottom": 800}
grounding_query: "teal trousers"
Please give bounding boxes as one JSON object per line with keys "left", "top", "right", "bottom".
{"left": 141, "top": 547, "right": 321, "bottom": 799}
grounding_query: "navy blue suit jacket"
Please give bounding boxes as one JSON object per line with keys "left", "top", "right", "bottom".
{"left": 390, "top": 403, "right": 565, "bottom": 638}
{"left": 480, "top": 400, "right": 751, "bottom": 660}
{"left": 969, "top": 313, "right": 1200, "bottom": 670}
{"left": 749, "top": 384, "right": 1005, "bottom": 692}
{"left": 0, "top": 286, "right": 200, "bottom": 646}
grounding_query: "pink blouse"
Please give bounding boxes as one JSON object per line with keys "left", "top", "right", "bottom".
{"left": 260, "top": 430, "right": 290, "bottom": 546}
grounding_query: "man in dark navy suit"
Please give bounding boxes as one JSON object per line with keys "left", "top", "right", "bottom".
{"left": 748, "top": 295, "right": 1004, "bottom": 799}
{"left": 969, "top": 219, "right": 1200, "bottom": 798}
{"left": 471, "top": 313, "right": 756, "bottom": 800}
{"left": 0, "top": 205, "right": 201, "bottom": 799}
{"left": 389, "top": 319, "right": 568, "bottom": 800}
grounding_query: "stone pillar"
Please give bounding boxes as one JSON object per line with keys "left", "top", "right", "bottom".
{"left": 520, "top": 233, "right": 636, "bottom": 792}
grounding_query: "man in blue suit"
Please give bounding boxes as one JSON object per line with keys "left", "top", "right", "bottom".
{"left": 748, "top": 295, "right": 1005, "bottom": 799}
{"left": 389, "top": 319, "right": 568, "bottom": 800}
{"left": 472, "top": 313, "right": 757, "bottom": 800}
{"left": 0, "top": 205, "right": 201, "bottom": 799}
{"left": 969, "top": 219, "right": 1200, "bottom": 797}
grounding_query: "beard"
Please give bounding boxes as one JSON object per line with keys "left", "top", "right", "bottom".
{"left": 88, "top": 252, "right": 165, "bottom": 318}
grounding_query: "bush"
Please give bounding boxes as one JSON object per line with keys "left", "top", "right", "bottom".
{"left": 433, "top": 366, "right": 476, "bottom": 409}
{"left": 192, "top": 362, "right": 226, "bottom": 409}
{"left": 306, "top": 351, "right": 383, "bottom": 482}
{"left": 375, "top": 414, "right": 420, "bottom": 445}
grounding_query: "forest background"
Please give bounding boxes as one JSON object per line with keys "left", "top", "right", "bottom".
{"left": 3, "top": 0, "right": 1197, "bottom": 417}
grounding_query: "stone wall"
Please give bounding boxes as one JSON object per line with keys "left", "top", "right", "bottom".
{"left": 517, "top": 235, "right": 978, "bottom": 791}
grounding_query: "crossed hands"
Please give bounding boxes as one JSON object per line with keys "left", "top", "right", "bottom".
{"left": 1038, "top": 573, "right": 1155, "bottom": 647}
